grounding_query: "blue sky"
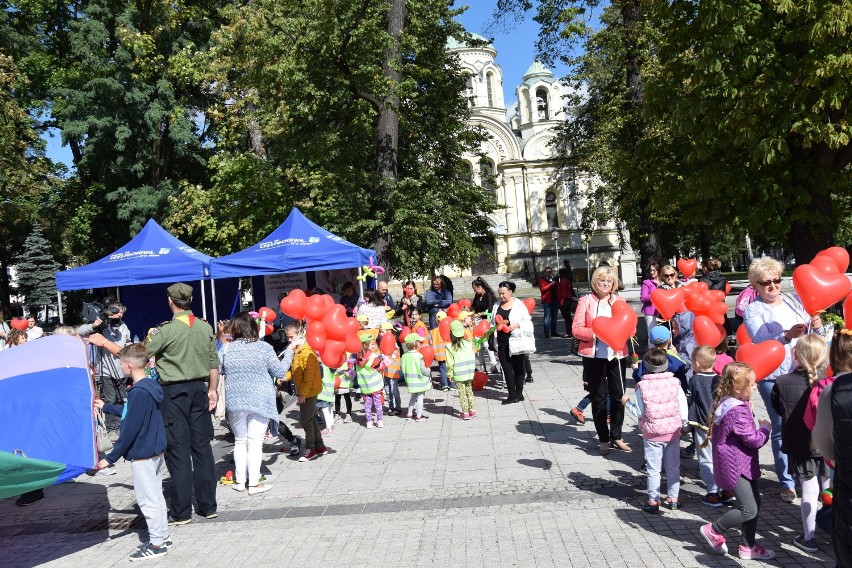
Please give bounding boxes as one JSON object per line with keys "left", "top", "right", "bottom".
{"left": 44, "top": 3, "right": 563, "bottom": 167}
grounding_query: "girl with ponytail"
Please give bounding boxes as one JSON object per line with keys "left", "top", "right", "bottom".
{"left": 770, "top": 334, "right": 829, "bottom": 553}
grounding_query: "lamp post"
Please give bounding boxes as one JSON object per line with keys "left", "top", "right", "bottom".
{"left": 552, "top": 230, "right": 559, "bottom": 269}
{"left": 582, "top": 234, "right": 591, "bottom": 285}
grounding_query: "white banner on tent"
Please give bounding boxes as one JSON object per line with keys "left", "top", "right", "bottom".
{"left": 264, "top": 273, "right": 308, "bottom": 305}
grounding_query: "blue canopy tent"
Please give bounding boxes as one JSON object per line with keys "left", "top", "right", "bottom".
{"left": 54, "top": 219, "right": 238, "bottom": 338}
{"left": 209, "top": 208, "right": 376, "bottom": 280}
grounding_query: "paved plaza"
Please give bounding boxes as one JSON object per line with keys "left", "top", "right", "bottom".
{"left": 0, "top": 311, "right": 836, "bottom": 567}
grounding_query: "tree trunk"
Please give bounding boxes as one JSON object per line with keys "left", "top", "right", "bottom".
{"left": 372, "top": 0, "right": 407, "bottom": 269}
{"left": 789, "top": 181, "right": 833, "bottom": 265}
{"left": 638, "top": 215, "right": 662, "bottom": 272}
{"left": 700, "top": 222, "right": 710, "bottom": 259}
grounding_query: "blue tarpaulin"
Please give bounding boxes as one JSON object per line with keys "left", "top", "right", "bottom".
{"left": 55, "top": 219, "right": 212, "bottom": 291}
{"left": 209, "top": 208, "right": 376, "bottom": 279}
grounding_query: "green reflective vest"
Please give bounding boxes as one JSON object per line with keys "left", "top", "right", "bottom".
{"left": 401, "top": 351, "right": 430, "bottom": 393}
{"left": 446, "top": 340, "right": 476, "bottom": 383}
{"left": 319, "top": 365, "right": 335, "bottom": 402}
{"left": 356, "top": 353, "right": 384, "bottom": 394}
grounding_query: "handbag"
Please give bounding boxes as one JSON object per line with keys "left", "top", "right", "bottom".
{"left": 96, "top": 409, "right": 112, "bottom": 453}
{"left": 509, "top": 319, "right": 536, "bottom": 356}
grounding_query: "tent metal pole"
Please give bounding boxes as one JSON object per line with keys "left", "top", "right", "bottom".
{"left": 358, "top": 267, "right": 364, "bottom": 299}
{"left": 200, "top": 280, "right": 207, "bottom": 320}
{"left": 57, "top": 292, "right": 64, "bottom": 324}
{"left": 250, "top": 278, "right": 255, "bottom": 311}
{"left": 211, "top": 280, "right": 218, "bottom": 324}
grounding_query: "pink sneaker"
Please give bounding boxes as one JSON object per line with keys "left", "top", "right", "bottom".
{"left": 738, "top": 544, "right": 775, "bottom": 560}
{"left": 700, "top": 523, "right": 728, "bottom": 554}
{"left": 469, "top": 410, "right": 477, "bottom": 418}
{"left": 460, "top": 412, "right": 470, "bottom": 420}
{"left": 406, "top": 412, "right": 413, "bottom": 419}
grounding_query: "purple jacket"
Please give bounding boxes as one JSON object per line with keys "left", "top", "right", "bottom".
{"left": 711, "top": 397, "right": 770, "bottom": 490}
{"left": 640, "top": 279, "right": 658, "bottom": 316}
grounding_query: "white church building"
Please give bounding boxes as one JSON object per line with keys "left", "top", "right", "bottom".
{"left": 449, "top": 34, "right": 637, "bottom": 287}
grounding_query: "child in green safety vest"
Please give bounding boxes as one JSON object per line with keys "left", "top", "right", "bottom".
{"left": 318, "top": 363, "right": 339, "bottom": 435}
{"left": 446, "top": 320, "right": 477, "bottom": 420}
{"left": 401, "top": 333, "right": 431, "bottom": 421}
{"left": 356, "top": 333, "right": 385, "bottom": 428}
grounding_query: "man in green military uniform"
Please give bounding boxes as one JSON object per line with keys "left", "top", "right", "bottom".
{"left": 146, "top": 282, "right": 220, "bottom": 524}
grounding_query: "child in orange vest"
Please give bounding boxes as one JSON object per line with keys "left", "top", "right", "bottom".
{"left": 431, "top": 311, "right": 451, "bottom": 391}
{"left": 410, "top": 308, "right": 429, "bottom": 339}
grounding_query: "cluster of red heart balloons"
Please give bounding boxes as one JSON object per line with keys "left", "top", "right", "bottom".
{"left": 792, "top": 246, "right": 851, "bottom": 316}
{"left": 280, "top": 289, "right": 363, "bottom": 369}
{"left": 651, "top": 281, "right": 729, "bottom": 348}
{"left": 590, "top": 300, "right": 637, "bottom": 349}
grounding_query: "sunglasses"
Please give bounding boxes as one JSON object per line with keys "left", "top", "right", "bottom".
{"left": 758, "top": 278, "right": 782, "bottom": 287}
{"left": 662, "top": 273, "right": 677, "bottom": 278}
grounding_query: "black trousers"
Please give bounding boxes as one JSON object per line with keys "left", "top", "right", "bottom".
{"left": 97, "top": 375, "right": 126, "bottom": 431}
{"left": 497, "top": 339, "right": 526, "bottom": 399}
{"left": 714, "top": 476, "right": 761, "bottom": 547}
{"left": 582, "top": 357, "right": 627, "bottom": 442}
{"left": 161, "top": 381, "right": 217, "bottom": 521}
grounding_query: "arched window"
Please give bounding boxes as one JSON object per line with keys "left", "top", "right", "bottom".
{"left": 546, "top": 191, "right": 559, "bottom": 228}
{"left": 465, "top": 75, "right": 475, "bottom": 107}
{"left": 463, "top": 161, "right": 474, "bottom": 184}
{"left": 536, "top": 87, "right": 549, "bottom": 120}
{"left": 486, "top": 71, "right": 494, "bottom": 107}
{"left": 479, "top": 159, "right": 496, "bottom": 193}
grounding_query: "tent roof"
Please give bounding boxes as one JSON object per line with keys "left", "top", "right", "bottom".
{"left": 55, "top": 219, "right": 212, "bottom": 291}
{"left": 209, "top": 208, "right": 376, "bottom": 279}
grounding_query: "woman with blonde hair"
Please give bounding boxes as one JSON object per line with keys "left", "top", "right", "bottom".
{"left": 572, "top": 266, "right": 632, "bottom": 454}
{"left": 771, "top": 334, "right": 829, "bottom": 552}
{"left": 743, "top": 256, "right": 823, "bottom": 502}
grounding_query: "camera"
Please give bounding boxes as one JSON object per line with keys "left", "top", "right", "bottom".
{"left": 83, "top": 301, "right": 105, "bottom": 324}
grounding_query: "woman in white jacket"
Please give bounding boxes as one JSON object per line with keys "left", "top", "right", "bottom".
{"left": 491, "top": 281, "right": 532, "bottom": 404}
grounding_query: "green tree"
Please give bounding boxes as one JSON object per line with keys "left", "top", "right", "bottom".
{"left": 15, "top": 224, "right": 60, "bottom": 315}
{"left": 167, "top": 0, "right": 496, "bottom": 277}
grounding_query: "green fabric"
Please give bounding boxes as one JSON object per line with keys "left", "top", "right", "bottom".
{"left": 446, "top": 340, "right": 476, "bottom": 382}
{"left": 0, "top": 451, "right": 64, "bottom": 500}
{"left": 356, "top": 353, "right": 383, "bottom": 394}
{"left": 145, "top": 310, "right": 219, "bottom": 383}
{"left": 401, "top": 352, "right": 430, "bottom": 393}
{"left": 319, "top": 365, "right": 336, "bottom": 402}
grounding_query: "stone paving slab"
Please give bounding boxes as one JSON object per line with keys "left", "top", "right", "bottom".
{"left": 0, "top": 310, "right": 837, "bottom": 567}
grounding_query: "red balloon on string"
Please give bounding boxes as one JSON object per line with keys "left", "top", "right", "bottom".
{"left": 591, "top": 304, "right": 637, "bottom": 350}
{"left": 814, "top": 246, "right": 850, "bottom": 273}
{"left": 304, "top": 294, "right": 326, "bottom": 322}
{"left": 458, "top": 299, "right": 473, "bottom": 310}
{"left": 344, "top": 331, "right": 362, "bottom": 354}
{"left": 811, "top": 255, "right": 840, "bottom": 275}
{"left": 736, "top": 340, "right": 785, "bottom": 381}
{"left": 793, "top": 263, "right": 852, "bottom": 315}
{"left": 736, "top": 324, "right": 752, "bottom": 346}
{"left": 306, "top": 321, "right": 327, "bottom": 352}
{"left": 419, "top": 345, "right": 434, "bottom": 367}
{"left": 845, "top": 294, "right": 852, "bottom": 329}
{"left": 380, "top": 332, "right": 397, "bottom": 356}
{"left": 474, "top": 319, "right": 491, "bottom": 338}
{"left": 265, "top": 323, "right": 274, "bottom": 336}
{"left": 322, "top": 340, "right": 346, "bottom": 369}
{"left": 399, "top": 326, "right": 412, "bottom": 339}
{"left": 523, "top": 298, "right": 536, "bottom": 315}
{"left": 651, "top": 288, "right": 684, "bottom": 321}
{"left": 346, "top": 318, "right": 361, "bottom": 334}
{"left": 322, "top": 304, "right": 349, "bottom": 341}
{"left": 439, "top": 318, "right": 452, "bottom": 342}
{"left": 10, "top": 317, "right": 28, "bottom": 331}
{"left": 707, "top": 290, "right": 726, "bottom": 303}
{"left": 257, "top": 306, "right": 277, "bottom": 322}
{"left": 725, "top": 282, "right": 731, "bottom": 296}
{"left": 321, "top": 294, "right": 335, "bottom": 310}
{"left": 279, "top": 289, "right": 306, "bottom": 320}
{"left": 677, "top": 258, "right": 698, "bottom": 278}
{"left": 446, "top": 303, "right": 461, "bottom": 319}
{"left": 693, "top": 315, "right": 726, "bottom": 348}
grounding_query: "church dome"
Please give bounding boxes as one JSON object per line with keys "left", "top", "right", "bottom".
{"left": 447, "top": 32, "right": 495, "bottom": 51}
{"left": 523, "top": 60, "right": 556, "bottom": 85}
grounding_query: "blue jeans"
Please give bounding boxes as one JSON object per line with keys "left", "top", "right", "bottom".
{"left": 437, "top": 361, "right": 452, "bottom": 388}
{"left": 757, "top": 378, "right": 794, "bottom": 490}
{"left": 542, "top": 303, "right": 558, "bottom": 337}
{"left": 577, "top": 394, "right": 610, "bottom": 414}
{"left": 384, "top": 378, "right": 401, "bottom": 411}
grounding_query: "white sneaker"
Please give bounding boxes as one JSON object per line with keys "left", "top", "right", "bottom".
{"left": 231, "top": 483, "right": 246, "bottom": 493}
{"left": 248, "top": 484, "right": 272, "bottom": 496}
{"left": 377, "top": 420, "right": 384, "bottom": 428}
{"left": 343, "top": 414, "right": 352, "bottom": 423}
{"left": 366, "top": 421, "right": 373, "bottom": 429}
{"left": 97, "top": 465, "right": 117, "bottom": 476}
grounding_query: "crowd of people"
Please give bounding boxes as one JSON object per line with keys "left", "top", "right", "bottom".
{"left": 6, "top": 254, "right": 852, "bottom": 565}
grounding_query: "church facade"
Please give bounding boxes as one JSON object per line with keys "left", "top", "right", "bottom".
{"left": 449, "top": 36, "right": 637, "bottom": 287}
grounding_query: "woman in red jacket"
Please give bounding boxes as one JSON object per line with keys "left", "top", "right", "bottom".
{"left": 572, "top": 266, "right": 632, "bottom": 455}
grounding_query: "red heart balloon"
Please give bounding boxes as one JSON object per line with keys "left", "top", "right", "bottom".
{"left": 693, "top": 315, "right": 726, "bottom": 348}
{"left": 651, "top": 288, "right": 684, "bottom": 320}
{"left": 683, "top": 281, "right": 709, "bottom": 298}
{"left": 523, "top": 298, "right": 536, "bottom": 315}
{"left": 419, "top": 346, "right": 434, "bottom": 367}
{"left": 707, "top": 290, "right": 726, "bottom": 303}
{"left": 304, "top": 294, "right": 326, "bottom": 322}
{"left": 815, "top": 246, "right": 850, "bottom": 273}
{"left": 322, "top": 304, "right": 349, "bottom": 341}
{"left": 321, "top": 340, "right": 346, "bottom": 368}
{"left": 696, "top": 301, "right": 729, "bottom": 325}
{"left": 399, "top": 326, "right": 412, "bottom": 338}
{"left": 280, "top": 289, "right": 306, "bottom": 320}
{"left": 346, "top": 318, "right": 361, "bottom": 334}
{"left": 677, "top": 258, "right": 698, "bottom": 278}
{"left": 438, "top": 318, "right": 452, "bottom": 343}
{"left": 380, "top": 332, "right": 397, "bottom": 356}
{"left": 321, "top": 294, "right": 335, "bottom": 310}
{"left": 446, "top": 303, "right": 461, "bottom": 319}
{"left": 736, "top": 340, "right": 785, "bottom": 381}
{"left": 591, "top": 305, "right": 637, "bottom": 350}
{"left": 257, "top": 306, "right": 277, "bottom": 322}
{"left": 474, "top": 319, "right": 491, "bottom": 338}
{"left": 793, "top": 264, "right": 852, "bottom": 315}
{"left": 265, "top": 323, "right": 274, "bottom": 336}
{"left": 736, "top": 324, "right": 752, "bottom": 346}
{"left": 811, "top": 255, "right": 840, "bottom": 275}
{"left": 306, "top": 321, "right": 327, "bottom": 352}
{"left": 725, "top": 282, "right": 731, "bottom": 296}
{"left": 458, "top": 299, "right": 472, "bottom": 310}
{"left": 344, "top": 331, "right": 363, "bottom": 354}
{"left": 10, "top": 317, "right": 28, "bottom": 331}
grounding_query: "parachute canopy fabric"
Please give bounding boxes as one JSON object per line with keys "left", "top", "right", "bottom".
{"left": 55, "top": 219, "right": 213, "bottom": 291}
{"left": 0, "top": 336, "right": 97, "bottom": 499}
{"left": 209, "top": 208, "right": 376, "bottom": 278}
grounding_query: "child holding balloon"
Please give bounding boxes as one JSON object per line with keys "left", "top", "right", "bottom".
{"left": 699, "top": 362, "right": 774, "bottom": 560}
{"left": 356, "top": 333, "right": 385, "bottom": 428}
{"left": 379, "top": 324, "right": 402, "bottom": 416}
{"left": 401, "top": 333, "right": 431, "bottom": 421}
{"left": 446, "top": 321, "right": 477, "bottom": 420}
{"left": 430, "top": 311, "right": 451, "bottom": 391}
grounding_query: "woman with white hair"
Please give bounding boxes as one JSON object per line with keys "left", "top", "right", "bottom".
{"left": 743, "top": 256, "right": 823, "bottom": 503}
